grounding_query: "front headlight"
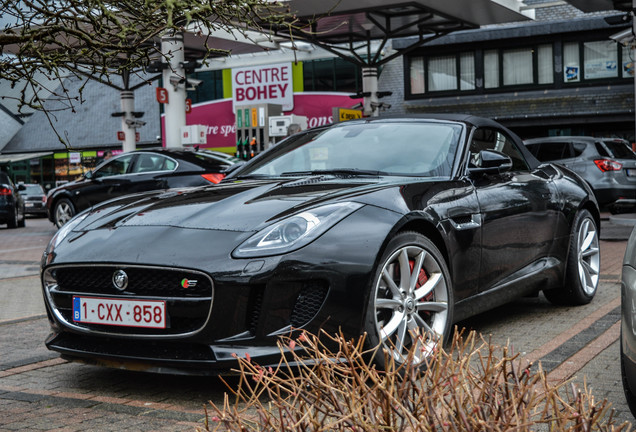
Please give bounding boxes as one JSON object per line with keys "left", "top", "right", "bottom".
{"left": 232, "top": 202, "right": 363, "bottom": 258}
{"left": 48, "top": 212, "right": 90, "bottom": 251}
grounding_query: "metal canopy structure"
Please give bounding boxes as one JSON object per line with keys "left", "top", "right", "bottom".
{"left": 249, "top": 0, "right": 533, "bottom": 116}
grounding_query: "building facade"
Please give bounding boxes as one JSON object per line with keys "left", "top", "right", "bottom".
{"left": 379, "top": 2, "right": 634, "bottom": 141}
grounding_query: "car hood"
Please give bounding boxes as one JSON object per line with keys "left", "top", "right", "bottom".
{"left": 75, "top": 176, "right": 407, "bottom": 233}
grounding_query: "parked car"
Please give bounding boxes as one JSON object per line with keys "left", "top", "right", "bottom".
{"left": 0, "top": 172, "right": 26, "bottom": 229}
{"left": 46, "top": 148, "right": 238, "bottom": 228}
{"left": 21, "top": 183, "right": 47, "bottom": 216}
{"left": 41, "top": 115, "right": 600, "bottom": 375}
{"left": 622, "top": 228, "right": 636, "bottom": 417}
{"left": 524, "top": 136, "right": 636, "bottom": 213}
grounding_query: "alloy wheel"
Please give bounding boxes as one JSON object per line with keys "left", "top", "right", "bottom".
{"left": 373, "top": 245, "right": 449, "bottom": 364}
{"left": 577, "top": 216, "right": 600, "bottom": 296}
{"left": 55, "top": 201, "right": 74, "bottom": 227}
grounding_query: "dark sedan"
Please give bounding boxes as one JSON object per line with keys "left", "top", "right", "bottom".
{"left": 22, "top": 183, "right": 47, "bottom": 216}
{"left": 0, "top": 172, "right": 26, "bottom": 228}
{"left": 41, "top": 115, "right": 600, "bottom": 374}
{"left": 46, "top": 149, "right": 238, "bottom": 228}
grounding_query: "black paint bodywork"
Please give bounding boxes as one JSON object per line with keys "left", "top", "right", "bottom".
{"left": 46, "top": 149, "right": 235, "bottom": 224}
{"left": 41, "top": 115, "right": 599, "bottom": 375}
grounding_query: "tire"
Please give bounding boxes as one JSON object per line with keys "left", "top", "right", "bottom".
{"left": 17, "top": 206, "right": 25, "bottom": 228}
{"left": 6, "top": 207, "right": 18, "bottom": 229}
{"left": 621, "top": 332, "right": 636, "bottom": 418}
{"left": 54, "top": 198, "right": 76, "bottom": 228}
{"left": 364, "top": 232, "right": 453, "bottom": 369}
{"left": 544, "top": 209, "right": 600, "bottom": 305}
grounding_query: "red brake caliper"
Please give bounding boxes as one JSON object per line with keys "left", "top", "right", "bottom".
{"left": 409, "top": 260, "right": 431, "bottom": 318}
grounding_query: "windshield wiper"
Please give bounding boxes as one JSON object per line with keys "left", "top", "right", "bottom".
{"left": 280, "top": 169, "right": 385, "bottom": 177}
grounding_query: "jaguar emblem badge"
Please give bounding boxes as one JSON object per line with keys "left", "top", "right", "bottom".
{"left": 112, "top": 270, "right": 129, "bottom": 291}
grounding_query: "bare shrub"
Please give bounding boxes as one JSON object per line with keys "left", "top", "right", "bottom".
{"left": 201, "top": 330, "right": 631, "bottom": 431}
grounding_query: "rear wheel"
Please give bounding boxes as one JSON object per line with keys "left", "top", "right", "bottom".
{"left": 6, "top": 207, "right": 18, "bottom": 228}
{"left": 54, "top": 198, "right": 75, "bottom": 228}
{"left": 364, "top": 232, "right": 453, "bottom": 369}
{"left": 544, "top": 209, "right": 599, "bottom": 305}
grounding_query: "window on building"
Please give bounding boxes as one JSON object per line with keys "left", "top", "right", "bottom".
{"left": 303, "top": 58, "right": 361, "bottom": 93}
{"left": 409, "top": 52, "right": 475, "bottom": 94}
{"left": 564, "top": 40, "right": 625, "bottom": 83}
{"left": 484, "top": 50, "right": 499, "bottom": 89}
{"left": 623, "top": 45, "right": 634, "bottom": 79}
{"left": 186, "top": 70, "right": 224, "bottom": 103}
{"left": 501, "top": 45, "right": 553, "bottom": 87}
{"left": 584, "top": 40, "right": 618, "bottom": 79}
{"left": 563, "top": 42, "right": 580, "bottom": 82}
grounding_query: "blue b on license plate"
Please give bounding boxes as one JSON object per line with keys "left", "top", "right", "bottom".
{"left": 73, "top": 296, "right": 166, "bottom": 328}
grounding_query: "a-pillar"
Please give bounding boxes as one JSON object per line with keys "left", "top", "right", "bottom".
{"left": 362, "top": 66, "right": 379, "bottom": 117}
{"left": 162, "top": 32, "right": 186, "bottom": 148}
{"left": 120, "top": 90, "right": 136, "bottom": 153}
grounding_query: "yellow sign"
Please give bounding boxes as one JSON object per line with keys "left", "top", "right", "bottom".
{"left": 335, "top": 108, "right": 363, "bottom": 122}
{"left": 251, "top": 108, "right": 258, "bottom": 128}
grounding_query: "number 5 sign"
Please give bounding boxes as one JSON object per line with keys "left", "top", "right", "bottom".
{"left": 156, "top": 87, "right": 169, "bottom": 104}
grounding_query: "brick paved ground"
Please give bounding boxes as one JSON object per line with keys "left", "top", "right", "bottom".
{"left": 0, "top": 216, "right": 635, "bottom": 430}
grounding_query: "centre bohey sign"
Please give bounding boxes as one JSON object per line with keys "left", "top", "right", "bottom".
{"left": 231, "top": 62, "right": 294, "bottom": 111}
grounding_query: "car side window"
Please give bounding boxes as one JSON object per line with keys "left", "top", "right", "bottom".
{"left": 533, "top": 142, "right": 572, "bottom": 162}
{"left": 470, "top": 128, "right": 529, "bottom": 171}
{"left": 93, "top": 154, "right": 134, "bottom": 179}
{"left": 133, "top": 154, "right": 176, "bottom": 173}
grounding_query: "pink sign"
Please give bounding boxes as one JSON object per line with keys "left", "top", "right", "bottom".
{"left": 161, "top": 92, "right": 363, "bottom": 151}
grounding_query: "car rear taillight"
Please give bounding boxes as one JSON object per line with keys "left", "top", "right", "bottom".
{"left": 201, "top": 173, "right": 225, "bottom": 184}
{"left": 0, "top": 187, "right": 12, "bottom": 196}
{"left": 594, "top": 159, "right": 622, "bottom": 172}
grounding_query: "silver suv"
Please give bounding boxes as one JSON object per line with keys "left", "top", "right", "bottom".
{"left": 524, "top": 136, "right": 636, "bottom": 213}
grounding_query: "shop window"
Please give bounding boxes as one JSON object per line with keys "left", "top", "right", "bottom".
{"left": 186, "top": 70, "right": 224, "bottom": 104}
{"left": 584, "top": 40, "right": 618, "bottom": 79}
{"left": 303, "top": 58, "right": 360, "bottom": 92}
{"left": 564, "top": 40, "right": 625, "bottom": 83}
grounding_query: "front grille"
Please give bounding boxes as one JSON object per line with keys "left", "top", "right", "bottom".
{"left": 44, "top": 264, "right": 213, "bottom": 337}
{"left": 54, "top": 266, "right": 211, "bottom": 298}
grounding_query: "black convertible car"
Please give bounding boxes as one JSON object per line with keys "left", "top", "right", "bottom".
{"left": 41, "top": 115, "right": 600, "bottom": 374}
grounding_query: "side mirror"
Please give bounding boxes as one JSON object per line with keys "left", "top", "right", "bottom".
{"left": 17, "top": 184, "right": 26, "bottom": 191}
{"left": 84, "top": 171, "right": 94, "bottom": 180}
{"left": 469, "top": 150, "right": 513, "bottom": 175}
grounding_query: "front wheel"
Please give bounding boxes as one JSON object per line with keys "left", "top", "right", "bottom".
{"left": 544, "top": 209, "right": 600, "bottom": 305}
{"left": 54, "top": 198, "right": 76, "bottom": 228}
{"left": 364, "top": 232, "right": 453, "bottom": 369}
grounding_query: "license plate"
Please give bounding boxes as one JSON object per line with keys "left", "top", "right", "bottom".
{"left": 73, "top": 296, "right": 166, "bottom": 328}
{"left": 25, "top": 203, "right": 33, "bottom": 207}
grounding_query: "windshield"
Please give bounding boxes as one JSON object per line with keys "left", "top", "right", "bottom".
{"left": 239, "top": 121, "right": 463, "bottom": 178}
{"left": 25, "top": 185, "right": 44, "bottom": 194}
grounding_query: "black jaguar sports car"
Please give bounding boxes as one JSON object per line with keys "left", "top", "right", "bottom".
{"left": 41, "top": 115, "right": 601, "bottom": 374}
